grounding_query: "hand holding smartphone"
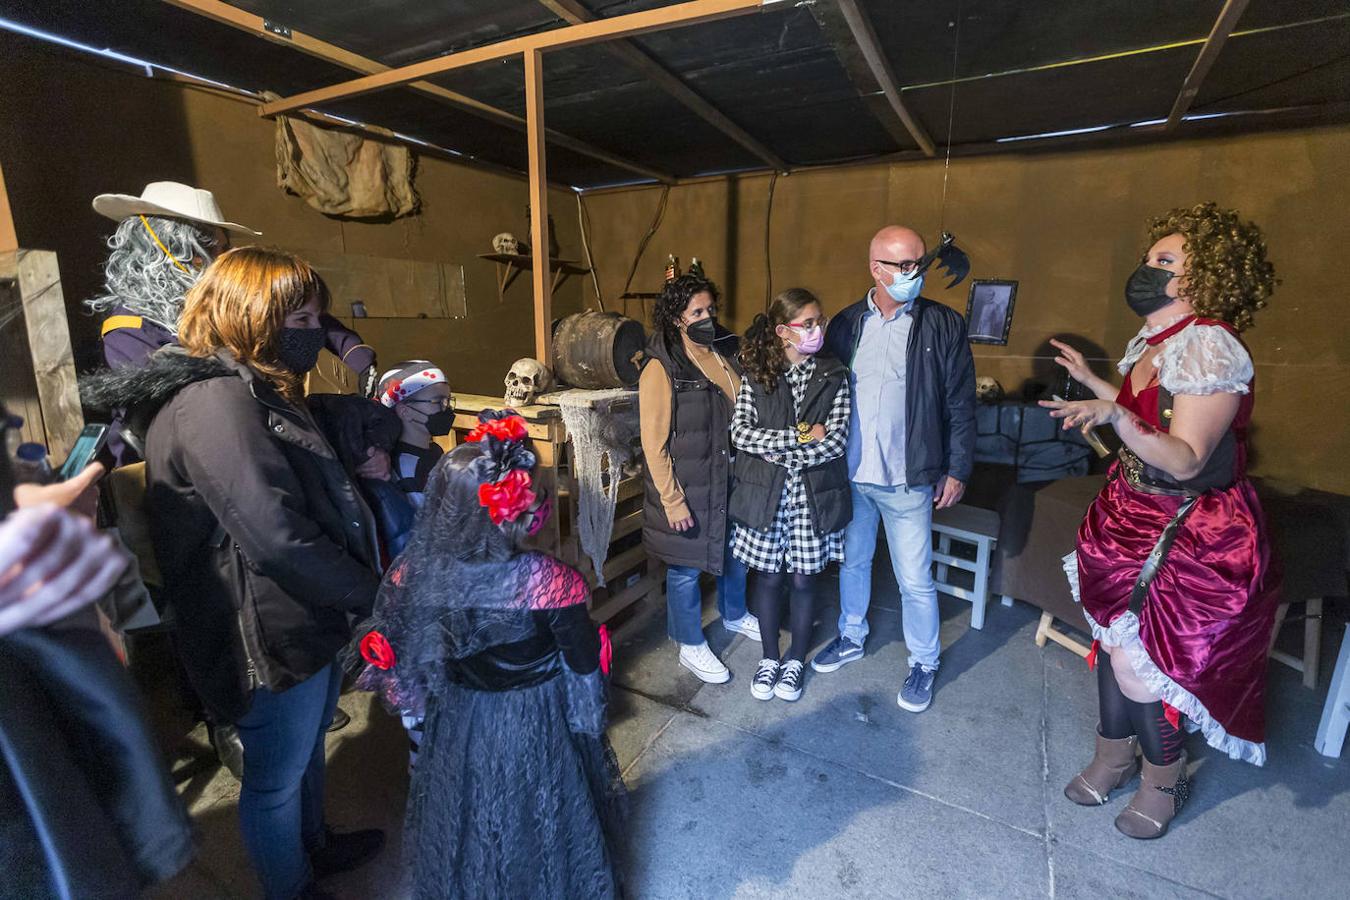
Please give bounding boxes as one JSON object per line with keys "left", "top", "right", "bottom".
{"left": 59, "top": 424, "right": 110, "bottom": 481}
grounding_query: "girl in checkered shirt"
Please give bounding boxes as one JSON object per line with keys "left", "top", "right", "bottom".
{"left": 729, "top": 289, "right": 852, "bottom": 702}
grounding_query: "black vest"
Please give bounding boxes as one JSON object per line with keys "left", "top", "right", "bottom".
{"left": 729, "top": 355, "right": 851, "bottom": 534}
{"left": 640, "top": 330, "right": 740, "bottom": 574}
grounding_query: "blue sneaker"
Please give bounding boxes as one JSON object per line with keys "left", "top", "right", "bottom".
{"left": 897, "top": 663, "right": 937, "bottom": 712}
{"left": 810, "top": 635, "right": 864, "bottom": 673}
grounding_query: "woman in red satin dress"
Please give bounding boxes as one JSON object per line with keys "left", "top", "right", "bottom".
{"left": 1041, "top": 203, "right": 1278, "bottom": 840}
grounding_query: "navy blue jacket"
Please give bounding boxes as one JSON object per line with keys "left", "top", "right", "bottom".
{"left": 824, "top": 294, "right": 976, "bottom": 487}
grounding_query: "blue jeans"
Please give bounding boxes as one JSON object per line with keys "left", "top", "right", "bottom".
{"left": 838, "top": 482, "right": 940, "bottom": 669}
{"left": 666, "top": 530, "right": 749, "bottom": 645}
{"left": 236, "top": 662, "right": 343, "bottom": 899}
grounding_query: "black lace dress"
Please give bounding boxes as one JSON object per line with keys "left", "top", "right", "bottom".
{"left": 353, "top": 551, "right": 625, "bottom": 899}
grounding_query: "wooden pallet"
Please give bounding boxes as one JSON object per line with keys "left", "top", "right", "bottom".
{"left": 450, "top": 392, "right": 663, "bottom": 624}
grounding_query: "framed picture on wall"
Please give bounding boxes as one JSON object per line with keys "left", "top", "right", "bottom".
{"left": 966, "top": 279, "right": 1018, "bottom": 345}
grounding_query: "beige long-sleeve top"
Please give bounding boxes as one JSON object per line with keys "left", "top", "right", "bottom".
{"left": 638, "top": 334, "right": 742, "bottom": 525}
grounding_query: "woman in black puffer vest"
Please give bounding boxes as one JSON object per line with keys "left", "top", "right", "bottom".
{"left": 638, "top": 275, "right": 757, "bottom": 685}
{"left": 730, "top": 288, "right": 851, "bottom": 705}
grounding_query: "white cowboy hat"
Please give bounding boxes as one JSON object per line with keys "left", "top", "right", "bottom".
{"left": 92, "top": 181, "right": 261, "bottom": 236}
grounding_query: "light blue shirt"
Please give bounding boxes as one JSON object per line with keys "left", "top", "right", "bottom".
{"left": 846, "top": 288, "right": 913, "bottom": 486}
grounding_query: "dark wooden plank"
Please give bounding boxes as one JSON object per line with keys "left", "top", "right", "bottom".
{"left": 1166, "top": 0, "right": 1253, "bottom": 129}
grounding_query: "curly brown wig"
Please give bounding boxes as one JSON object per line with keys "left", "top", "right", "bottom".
{"left": 1145, "top": 202, "right": 1277, "bottom": 332}
{"left": 739, "top": 288, "right": 820, "bottom": 393}
{"left": 651, "top": 273, "right": 719, "bottom": 342}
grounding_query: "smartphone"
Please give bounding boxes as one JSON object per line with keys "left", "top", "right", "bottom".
{"left": 58, "top": 423, "right": 110, "bottom": 481}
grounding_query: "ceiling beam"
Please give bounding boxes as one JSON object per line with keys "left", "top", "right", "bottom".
{"left": 1165, "top": 0, "right": 1251, "bottom": 130}
{"left": 535, "top": 0, "right": 786, "bottom": 172}
{"left": 834, "top": 0, "right": 935, "bottom": 157}
{"left": 804, "top": 0, "right": 917, "bottom": 150}
{"left": 576, "top": 98, "right": 1350, "bottom": 196}
{"left": 258, "top": 0, "right": 781, "bottom": 118}
{"left": 161, "top": 0, "right": 672, "bottom": 183}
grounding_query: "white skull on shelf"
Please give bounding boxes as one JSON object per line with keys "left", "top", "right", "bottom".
{"left": 975, "top": 375, "right": 1004, "bottom": 403}
{"left": 504, "top": 358, "right": 554, "bottom": 407}
{"left": 492, "top": 232, "right": 519, "bottom": 255}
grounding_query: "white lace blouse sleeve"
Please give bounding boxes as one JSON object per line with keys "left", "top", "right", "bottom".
{"left": 1156, "top": 324, "right": 1253, "bottom": 396}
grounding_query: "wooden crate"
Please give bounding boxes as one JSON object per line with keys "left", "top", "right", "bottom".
{"left": 451, "top": 391, "right": 663, "bottom": 624}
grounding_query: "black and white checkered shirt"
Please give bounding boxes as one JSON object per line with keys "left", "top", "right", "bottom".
{"left": 729, "top": 357, "right": 851, "bottom": 574}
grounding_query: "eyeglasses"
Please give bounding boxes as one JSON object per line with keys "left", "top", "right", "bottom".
{"left": 404, "top": 397, "right": 451, "bottom": 411}
{"left": 874, "top": 258, "right": 923, "bottom": 275}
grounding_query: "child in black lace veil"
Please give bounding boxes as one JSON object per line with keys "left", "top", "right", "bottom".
{"left": 349, "top": 409, "right": 625, "bottom": 899}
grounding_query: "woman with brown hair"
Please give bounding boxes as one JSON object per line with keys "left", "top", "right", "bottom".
{"left": 730, "top": 288, "right": 851, "bottom": 703}
{"left": 639, "top": 273, "right": 756, "bottom": 685}
{"left": 1043, "top": 203, "right": 1279, "bottom": 840}
{"left": 84, "top": 246, "right": 384, "bottom": 899}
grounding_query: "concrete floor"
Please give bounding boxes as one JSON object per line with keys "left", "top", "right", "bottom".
{"left": 150, "top": 562, "right": 1349, "bottom": 900}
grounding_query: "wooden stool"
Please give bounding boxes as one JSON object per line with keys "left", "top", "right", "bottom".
{"left": 1268, "top": 598, "right": 1324, "bottom": 689}
{"left": 1034, "top": 611, "right": 1092, "bottom": 658}
{"left": 931, "top": 504, "right": 1001, "bottom": 630}
{"left": 1315, "top": 623, "right": 1350, "bottom": 758}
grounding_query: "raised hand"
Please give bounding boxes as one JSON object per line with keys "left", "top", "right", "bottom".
{"left": 1039, "top": 397, "right": 1120, "bottom": 432}
{"left": 1049, "top": 338, "right": 1094, "bottom": 384}
{"left": 0, "top": 504, "right": 130, "bottom": 636}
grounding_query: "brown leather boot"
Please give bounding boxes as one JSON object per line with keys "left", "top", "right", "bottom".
{"left": 1064, "top": 730, "right": 1139, "bottom": 806}
{"left": 1115, "top": 754, "right": 1189, "bottom": 839}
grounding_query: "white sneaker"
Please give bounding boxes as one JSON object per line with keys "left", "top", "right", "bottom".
{"left": 774, "top": 660, "right": 805, "bottom": 701}
{"left": 723, "top": 613, "right": 762, "bottom": 641}
{"left": 751, "top": 658, "right": 780, "bottom": 700}
{"left": 678, "top": 642, "right": 731, "bottom": 684}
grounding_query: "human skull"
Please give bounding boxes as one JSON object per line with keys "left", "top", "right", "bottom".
{"left": 975, "top": 375, "right": 1004, "bottom": 403}
{"left": 492, "top": 232, "right": 519, "bottom": 255}
{"left": 504, "top": 358, "right": 553, "bottom": 407}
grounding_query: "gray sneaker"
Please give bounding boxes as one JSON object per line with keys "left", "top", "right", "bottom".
{"left": 897, "top": 663, "right": 937, "bottom": 713}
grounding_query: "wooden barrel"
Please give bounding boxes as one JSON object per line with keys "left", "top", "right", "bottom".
{"left": 551, "top": 311, "right": 647, "bottom": 389}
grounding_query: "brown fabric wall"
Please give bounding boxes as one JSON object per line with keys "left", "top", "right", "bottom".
{"left": 581, "top": 126, "right": 1350, "bottom": 494}
{"left": 0, "top": 37, "right": 586, "bottom": 397}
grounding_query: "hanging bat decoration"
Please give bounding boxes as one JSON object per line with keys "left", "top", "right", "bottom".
{"left": 916, "top": 232, "right": 971, "bottom": 289}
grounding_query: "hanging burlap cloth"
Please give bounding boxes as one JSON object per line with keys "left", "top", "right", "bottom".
{"left": 264, "top": 93, "right": 419, "bottom": 219}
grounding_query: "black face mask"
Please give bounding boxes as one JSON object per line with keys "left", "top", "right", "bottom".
{"left": 1124, "top": 264, "right": 1177, "bottom": 317}
{"left": 424, "top": 409, "right": 454, "bottom": 436}
{"left": 276, "top": 326, "right": 326, "bottom": 374}
{"left": 684, "top": 317, "right": 719, "bottom": 346}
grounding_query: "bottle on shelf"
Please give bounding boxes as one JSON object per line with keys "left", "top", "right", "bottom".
{"left": 664, "top": 254, "right": 680, "bottom": 282}
{"left": 689, "top": 257, "right": 705, "bottom": 279}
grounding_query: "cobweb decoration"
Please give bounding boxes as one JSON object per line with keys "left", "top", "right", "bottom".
{"left": 556, "top": 389, "right": 637, "bottom": 586}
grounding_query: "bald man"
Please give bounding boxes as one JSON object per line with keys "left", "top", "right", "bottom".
{"left": 813, "top": 225, "right": 976, "bottom": 713}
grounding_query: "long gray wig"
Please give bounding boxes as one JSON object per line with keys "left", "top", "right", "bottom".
{"left": 85, "top": 215, "right": 220, "bottom": 331}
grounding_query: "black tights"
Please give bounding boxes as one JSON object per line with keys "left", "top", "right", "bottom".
{"left": 751, "top": 570, "right": 817, "bottom": 663}
{"left": 1096, "top": 652, "right": 1182, "bottom": 765}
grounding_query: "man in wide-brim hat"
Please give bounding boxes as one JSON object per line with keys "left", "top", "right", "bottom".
{"left": 88, "top": 182, "right": 377, "bottom": 432}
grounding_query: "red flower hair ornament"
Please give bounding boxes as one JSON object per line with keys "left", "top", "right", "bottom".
{"left": 359, "top": 630, "right": 396, "bottom": 670}
{"left": 478, "top": 468, "right": 537, "bottom": 525}
{"left": 465, "top": 415, "right": 528, "bottom": 444}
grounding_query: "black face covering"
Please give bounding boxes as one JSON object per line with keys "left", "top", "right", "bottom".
{"left": 276, "top": 326, "right": 326, "bottom": 374}
{"left": 425, "top": 409, "right": 455, "bottom": 436}
{"left": 1125, "top": 264, "right": 1177, "bottom": 317}
{"left": 684, "top": 317, "right": 719, "bottom": 346}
